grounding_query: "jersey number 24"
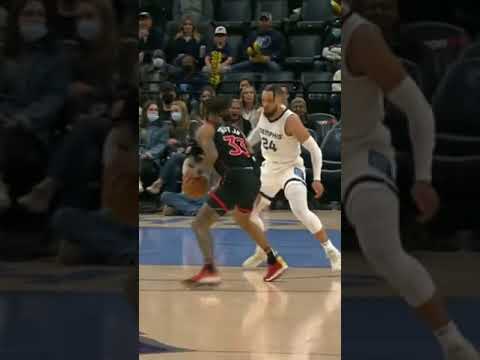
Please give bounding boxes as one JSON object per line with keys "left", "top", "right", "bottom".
{"left": 262, "top": 137, "right": 277, "bottom": 152}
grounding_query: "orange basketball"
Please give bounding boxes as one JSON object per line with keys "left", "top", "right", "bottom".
{"left": 182, "top": 175, "right": 209, "bottom": 198}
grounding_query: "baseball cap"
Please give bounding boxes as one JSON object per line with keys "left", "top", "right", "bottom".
{"left": 259, "top": 12, "right": 272, "bottom": 21}
{"left": 214, "top": 26, "right": 228, "bottom": 36}
{"left": 139, "top": 11, "right": 151, "bottom": 18}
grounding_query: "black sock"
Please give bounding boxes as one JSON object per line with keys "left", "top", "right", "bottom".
{"left": 266, "top": 249, "right": 277, "bottom": 265}
{"left": 204, "top": 263, "right": 215, "bottom": 272}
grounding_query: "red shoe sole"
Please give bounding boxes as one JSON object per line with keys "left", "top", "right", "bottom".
{"left": 264, "top": 265, "right": 288, "bottom": 282}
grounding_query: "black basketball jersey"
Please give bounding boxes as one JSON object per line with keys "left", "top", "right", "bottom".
{"left": 213, "top": 124, "right": 254, "bottom": 175}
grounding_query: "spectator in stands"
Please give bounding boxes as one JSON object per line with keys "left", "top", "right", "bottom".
{"left": 139, "top": 100, "right": 170, "bottom": 189}
{"left": 0, "top": 0, "right": 69, "bottom": 217}
{"left": 158, "top": 81, "right": 177, "bottom": 120}
{"left": 170, "top": 15, "right": 202, "bottom": 64}
{"left": 203, "top": 26, "right": 233, "bottom": 75}
{"left": 52, "top": 85, "right": 138, "bottom": 265}
{"left": 138, "top": 11, "right": 163, "bottom": 62}
{"left": 66, "top": 0, "right": 118, "bottom": 128}
{"left": 139, "top": 49, "right": 178, "bottom": 95}
{"left": 239, "top": 78, "right": 253, "bottom": 93}
{"left": 280, "top": 84, "right": 290, "bottom": 105}
{"left": 291, "top": 97, "right": 318, "bottom": 133}
{"left": 174, "top": 54, "right": 207, "bottom": 99}
{"left": 232, "top": 12, "right": 285, "bottom": 72}
{"left": 330, "top": 69, "right": 341, "bottom": 117}
{"left": 190, "top": 84, "right": 215, "bottom": 120}
{"left": 169, "top": 100, "right": 192, "bottom": 149}
{"left": 172, "top": 0, "right": 214, "bottom": 25}
{"left": 228, "top": 98, "right": 252, "bottom": 136}
{"left": 240, "top": 85, "right": 259, "bottom": 128}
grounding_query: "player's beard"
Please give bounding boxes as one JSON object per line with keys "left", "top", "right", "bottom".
{"left": 264, "top": 105, "right": 278, "bottom": 118}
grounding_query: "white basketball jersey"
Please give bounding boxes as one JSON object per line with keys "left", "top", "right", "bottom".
{"left": 257, "top": 106, "right": 304, "bottom": 168}
{"left": 342, "top": 12, "right": 396, "bottom": 197}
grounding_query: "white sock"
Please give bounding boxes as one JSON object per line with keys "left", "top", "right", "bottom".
{"left": 434, "top": 322, "right": 468, "bottom": 353}
{"left": 321, "top": 239, "right": 335, "bottom": 251}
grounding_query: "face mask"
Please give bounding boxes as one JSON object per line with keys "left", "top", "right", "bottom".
{"left": 77, "top": 20, "right": 100, "bottom": 41}
{"left": 153, "top": 58, "right": 164, "bottom": 68}
{"left": 147, "top": 112, "right": 159, "bottom": 122}
{"left": 183, "top": 64, "right": 194, "bottom": 72}
{"left": 20, "top": 23, "right": 48, "bottom": 43}
{"left": 171, "top": 111, "right": 182, "bottom": 122}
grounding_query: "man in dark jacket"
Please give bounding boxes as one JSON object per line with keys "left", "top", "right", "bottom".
{"left": 231, "top": 13, "right": 285, "bottom": 72}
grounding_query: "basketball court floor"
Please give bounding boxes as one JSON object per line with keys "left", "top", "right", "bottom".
{"left": 343, "top": 251, "right": 480, "bottom": 359}
{"left": 139, "top": 210, "right": 342, "bottom": 359}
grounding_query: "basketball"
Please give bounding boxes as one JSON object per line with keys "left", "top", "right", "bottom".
{"left": 182, "top": 174, "right": 209, "bottom": 198}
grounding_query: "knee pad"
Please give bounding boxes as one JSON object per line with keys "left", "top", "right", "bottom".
{"left": 347, "top": 182, "right": 435, "bottom": 307}
{"left": 284, "top": 181, "right": 323, "bottom": 234}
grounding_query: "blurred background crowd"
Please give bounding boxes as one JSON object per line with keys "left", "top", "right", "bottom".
{"left": 0, "top": 0, "right": 138, "bottom": 264}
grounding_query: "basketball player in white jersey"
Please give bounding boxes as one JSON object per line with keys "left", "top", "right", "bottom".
{"left": 341, "top": 0, "right": 479, "bottom": 358}
{"left": 242, "top": 84, "right": 341, "bottom": 272}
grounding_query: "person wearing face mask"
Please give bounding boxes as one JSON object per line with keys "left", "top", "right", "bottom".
{"left": 0, "top": 0, "right": 69, "bottom": 221}
{"left": 139, "top": 49, "right": 178, "bottom": 94}
{"left": 175, "top": 54, "right": 207, "bottom": 98}
{"left": 139, "top": 100, "right": 170, "bottom": 190}
{"left": 64, "top": 0, "right": 117, "bottom": 127}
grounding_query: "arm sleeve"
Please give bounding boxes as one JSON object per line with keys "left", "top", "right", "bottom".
{"left": 386, "top": 76, "right": 435, "bottom": 182}
{"left": 301, "top": 136, "right": 323, "bottom": 181}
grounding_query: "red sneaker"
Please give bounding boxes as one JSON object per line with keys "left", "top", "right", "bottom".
{"left": 264, "top": 256, "right": 288, "bottom": 282}
{"left": 183, "top": 265, "right": 221, "bottom": 286}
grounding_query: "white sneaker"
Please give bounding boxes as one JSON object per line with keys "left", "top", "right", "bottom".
{"left": 242, "top": 246, "right": 267, "bottom": 268}
{"left": 445, "top": 342, "right": 480, "bottom": 360}
{"left": 325, "top": 245, "right": 341, "bottom": 272}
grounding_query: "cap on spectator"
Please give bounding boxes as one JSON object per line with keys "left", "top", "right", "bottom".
{"left": 160, "top": 81, "right": 176, "bottom": 92}
{"left": 214, "top": 26, "right": 227, "bottom": 36}
{"left": 152, "top": 49, "right": 165, "bottom": 59}
{"left": 259, "top": 12, "right": 272, "bottom": 21}
{"left": 139, "top": 11, "right": 151, "bottom": 18}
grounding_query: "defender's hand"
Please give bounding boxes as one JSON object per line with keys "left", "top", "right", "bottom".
{"left": 312, "top": 180, "right": 325, "bottom": 199}
{"left": 411, "top": 181, "right": 440, "bottom": 223}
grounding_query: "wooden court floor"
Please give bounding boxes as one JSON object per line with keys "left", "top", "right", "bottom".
{"left": 139, "top": 210, "right": 341, "bottom": 359}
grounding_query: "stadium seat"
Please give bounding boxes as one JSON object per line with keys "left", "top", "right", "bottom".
{"left": 308, "top": 113, "right": 338, "bottom": 143}
{"left": 432, "top": 59, "right": 480, "bottom": 135}
{"left": 399, "top": 22, "right": 470, "bottom": 99}
{"left": 227, "top": 34, "right": 245, "bottom": 61}
{"left": 297, "top": 0, "right": 336, "bottom": 33}
{"left": 301, "top": 72, "right": 333, "bottom": 113}
{"left": 320, "top": 125, "right": 341, "bottom": 203}
{"left": 215, "top": 0, "right": 253, "bottom": 33}
{"left": 460, "top": 41, "right": 480, "bottom": 60}
{"left": 259, "top": 71, "right": 296, "bottom": 88}
{"left": 216, "top": 72, "right": 261, "bottom": 94}
{"left": 285, "top": 35, "right": 321, "bottom": 71}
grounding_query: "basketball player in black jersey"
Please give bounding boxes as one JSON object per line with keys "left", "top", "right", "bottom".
{"left": 183, "top": 97, "right": 288, "bottom": 285}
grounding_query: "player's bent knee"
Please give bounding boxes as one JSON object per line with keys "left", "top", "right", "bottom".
{"left": 284, "top": 182, "right": 323, "bottom": 234}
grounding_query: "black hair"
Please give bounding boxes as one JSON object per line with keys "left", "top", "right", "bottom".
{"left": 204, "top": 96, "right": 231, "bottom": 117}
{"left": 262, "top": 84, "right": 284, "bottom": 99}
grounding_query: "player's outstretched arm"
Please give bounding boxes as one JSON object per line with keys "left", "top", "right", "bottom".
{"left": 349, "top": 24, "right": 438, "bottom": 221}
{"left": 196, "top": 123, "right": 218, "bottom": 169}
{"left": 285, "top": 114, "right": 324, "bottom": 198}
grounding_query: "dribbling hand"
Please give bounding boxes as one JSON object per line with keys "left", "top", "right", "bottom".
{"left": 411, "top": 181, "right": 440, "bottom": 223}
{"left": 312, "top": 180, "right": 325, "bottom": 199}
